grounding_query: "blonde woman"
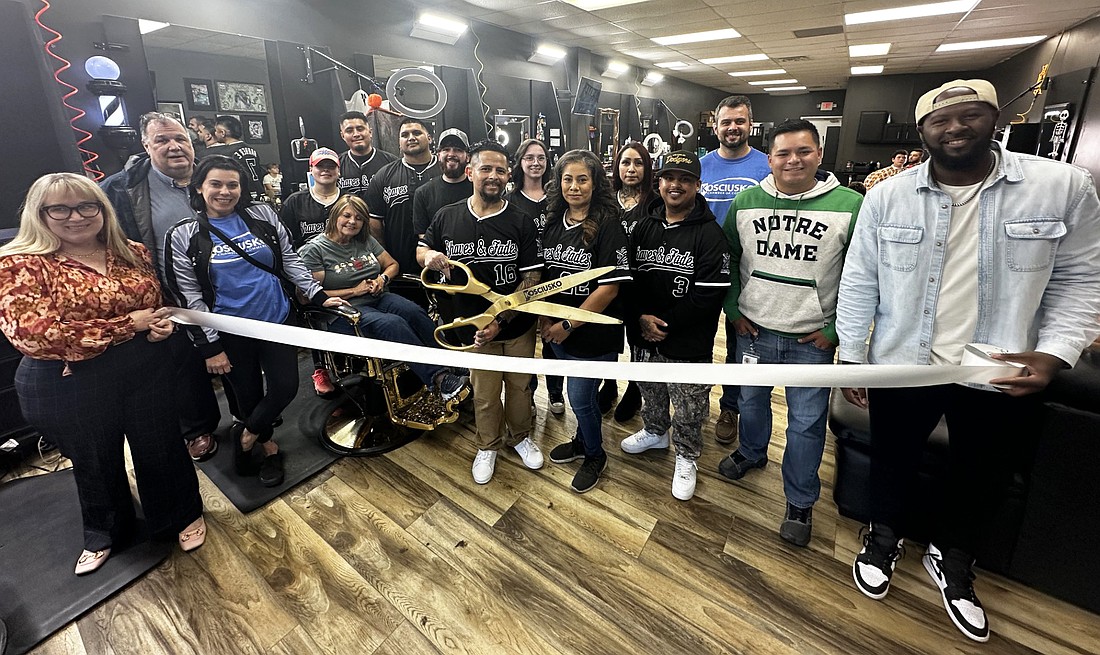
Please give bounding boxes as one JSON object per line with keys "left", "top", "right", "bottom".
{"left": 0, "top": 173, "right": 205, "bottom": 576}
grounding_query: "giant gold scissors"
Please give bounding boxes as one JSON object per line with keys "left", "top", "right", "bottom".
{"left": 421, "top": 260, "right": 622, "bottom": 350}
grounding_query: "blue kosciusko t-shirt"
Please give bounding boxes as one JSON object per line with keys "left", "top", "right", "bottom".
{"left": 699, "top": 147, "right": 771, "bottom": 227}
{"left": 207, "top": 212, "right": 289, "bottom": 323}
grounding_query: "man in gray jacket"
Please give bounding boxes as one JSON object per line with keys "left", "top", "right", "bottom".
{"left": 101, "top": 112, "right": 225, "bottom": 462}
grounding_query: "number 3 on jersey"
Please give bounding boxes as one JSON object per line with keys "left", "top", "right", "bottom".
{"left": 672, "top": 275, "right": 689, "bottom": 297}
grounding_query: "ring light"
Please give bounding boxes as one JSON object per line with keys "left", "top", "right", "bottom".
{"left": 386, "top": 67, "right": 447, "bottom": 119}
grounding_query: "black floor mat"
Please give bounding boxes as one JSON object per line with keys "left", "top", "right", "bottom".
{"left": 196, "top": 357, "right": 338, "bottom": 513}
{"left": 0, "top": 469, "right": 172, "bottom": 655}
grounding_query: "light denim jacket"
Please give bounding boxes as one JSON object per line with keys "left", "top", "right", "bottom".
{"left": 837, "top": 143, "right": 1100, "bottom": 369}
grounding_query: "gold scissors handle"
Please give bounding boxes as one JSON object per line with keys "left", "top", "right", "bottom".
{"left": 419, "top": 259, "right": 493, "bottom": 296}
{"left": 432, "top": 314, "right": 496, "bottom": 351}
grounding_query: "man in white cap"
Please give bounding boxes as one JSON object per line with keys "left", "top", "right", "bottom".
{"left": 837, "top": 79, "right": 1100, "bottom": 642}
{"left": 413, "top": 128, "right": 472, "bottom": 237}
{"left": 280, "top": 147, "right": 343, "bottom": 249}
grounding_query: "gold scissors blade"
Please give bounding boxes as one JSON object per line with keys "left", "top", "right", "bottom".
{"left": 495, "top": 266, "right": 616, "bottom": 311}
{"left": 514, "top": 301, "right": 622, "bottom": 324}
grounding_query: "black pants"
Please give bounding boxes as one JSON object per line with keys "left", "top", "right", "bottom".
{"left": 16, "top": 337, "right": 203, "bottom": 551}
{"left": 167, "top": 329, "right": 227, "bottom": 440}
{"left": 867, "top": 384, "right": 1037, "bottom": 556}
{"left": 218, "top": 330, "right": 299, "bottom": 443}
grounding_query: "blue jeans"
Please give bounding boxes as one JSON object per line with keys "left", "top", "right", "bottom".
{"left": 329, "top": 292, "right": 444, "bottom": 386}
{"left": 718, "top": 318, "right": 741, "bottom": 412}
{"left": 550, "top": 343, "right": 616, "bottom": 459}
{"left": 735, "top": 328, "right": 834, "bottom": 508}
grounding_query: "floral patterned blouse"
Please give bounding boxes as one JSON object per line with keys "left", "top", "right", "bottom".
{"left": 0, "top": 242, "right": 161, "bottom": 362}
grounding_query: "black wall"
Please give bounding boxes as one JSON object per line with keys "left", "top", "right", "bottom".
{"left": 0, "top": 0, "right": 82, "bottom": 231}
{"left": 983, "top": 16, "right": 1100, "bottom": 180}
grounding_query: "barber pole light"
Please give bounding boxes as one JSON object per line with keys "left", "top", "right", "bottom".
{"left": 84, "top": 55, "right": 138, "bottom": 149}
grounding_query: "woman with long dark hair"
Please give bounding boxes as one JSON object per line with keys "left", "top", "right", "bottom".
{"left": 542, "top": 150, "right": 631, "bottom": 493}
{"left": 606, "top": 141, "right": 655, "bottom": 421}
{"left": 507, "top": 139, "right": 565, "bottom": 415}
{"left": 165, "top": 155, "right": 344, "bottom": 487}
{"left": 0, "top": 173, "right": 204, "bottom": 575}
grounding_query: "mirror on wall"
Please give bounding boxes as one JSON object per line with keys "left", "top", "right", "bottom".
{"left": 141, "top": 24, "right": 281, "bottom": 169}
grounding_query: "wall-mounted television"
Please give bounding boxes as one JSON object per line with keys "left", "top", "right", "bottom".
{"left": 571, "top": 76, "right": 602, "bottom": 116}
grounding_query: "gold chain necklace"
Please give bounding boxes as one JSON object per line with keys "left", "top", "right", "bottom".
{"left": 60, "top": 248, "right": 103, "bottom": 258}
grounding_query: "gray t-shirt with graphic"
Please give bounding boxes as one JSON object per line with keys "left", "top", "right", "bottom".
{"left": 299, "top": 234, "right": 385, "bottom": 307}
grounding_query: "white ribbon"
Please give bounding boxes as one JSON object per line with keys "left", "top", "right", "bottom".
{"left": 170, "top": 309, "right": 1014, "bottom": 388}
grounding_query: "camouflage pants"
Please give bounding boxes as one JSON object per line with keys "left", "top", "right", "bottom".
{"left": 637, "top": 350, "right": 711, "bottom": 460}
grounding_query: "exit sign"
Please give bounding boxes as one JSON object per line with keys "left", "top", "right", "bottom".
{"left": 818, "top": 101, "right": 835, "bottom": 111}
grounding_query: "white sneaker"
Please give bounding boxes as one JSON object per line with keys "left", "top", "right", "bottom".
{"left": 472, "top": 449, "right": 497, "bottom": 484}
{"left": 620, "top": 428, "right": 669, "bottom": 454}
{"left": 513, "top": 437, "right": 544, "bottom": 470}
{"left": 672, "top": 455, "right": 697, "bottom": 501}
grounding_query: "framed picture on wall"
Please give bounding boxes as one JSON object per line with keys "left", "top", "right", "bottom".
{"left": 184, "top": 78, "right": 214, "bottom": 111}
{"left": 241, "top": 114, "right": 270, "bottom": 144}
{"left": 156, "top": 102, "right": 185, "bottom": 122}
{"left": 216, "top": 80, "right": 267, "bottom": 113}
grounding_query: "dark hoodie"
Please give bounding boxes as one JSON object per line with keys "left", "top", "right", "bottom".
{"left": 629, "top": 193, "right": 730, "bottom": 361}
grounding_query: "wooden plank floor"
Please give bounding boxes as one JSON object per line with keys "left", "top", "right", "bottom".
{"left": 10, "top": 326, "right": 1100, "bottom": 655}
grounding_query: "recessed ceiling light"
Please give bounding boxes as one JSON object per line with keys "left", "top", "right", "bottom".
{"left": 700, "top": 54, "right": 769, "bottom": 65}
{"left": 138, "top": 19, "right": 170, "bottom": 34}
{"left": 411, "top": 12, "right": 467, "bottom": 44}
{"left": 845, "top": 0, "right": 978, "bottom": 26}
{"left": 655, "top": 61, "right": 690, "bottom": 69}
{"left": 849, "top": 43, "right": 891, "bottom": 57}
{"left": 641, "top": 71, "right": 664, "bottom": 86}
{"left": 559, "top": 0, "right": 649, "bottom": 10}
{"left": 528, "top": 43, "right": 567, "bottom": 65}
{"left": 936, "top": 35, "right": 1047, "bottom": 52}
{"left": 765, "top": 85, "right": 807, "bottom": 92}
{"left": 748, "top": 78, "right": 797, "bottom": 85}
{"left": 851, "top": 65, "right": 885, "bottom": 75}
{"left": 603, "top": 60, "right": 630, "bottom": 78}
{"left": 652, "top": 28, "right": 740, "bottom": 46}
{"left": 728, "top": 68, "right": 786, "bottom": 77}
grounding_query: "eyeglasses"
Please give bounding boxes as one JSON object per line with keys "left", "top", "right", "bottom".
{"left": 41, "top": 202, "right": 103, "bottom": 220}
{"left": 521, "top": 155, "right": 547, "bottom": 163}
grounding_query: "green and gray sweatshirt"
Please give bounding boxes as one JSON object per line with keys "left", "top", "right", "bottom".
{"left": 721, "top": 172, "right": 862, "bottom": 344}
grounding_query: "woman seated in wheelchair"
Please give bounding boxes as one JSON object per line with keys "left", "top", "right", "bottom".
{"left": 299, "top": 195, "right": 467, "bottom": 400}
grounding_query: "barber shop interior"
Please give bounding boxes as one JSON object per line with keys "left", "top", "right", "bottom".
{"left": 2, "top": 0, "right": 1099, "bottom": 652}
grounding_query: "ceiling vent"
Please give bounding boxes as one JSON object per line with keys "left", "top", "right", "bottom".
{"left": 774, "top": 56, "right": 812, "bottom": 62}
{"left": 793, "top": 25, "right": 843, "bottom": 38}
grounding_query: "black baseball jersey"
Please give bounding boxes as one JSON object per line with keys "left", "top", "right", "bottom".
{"left": 507, "top": 190, "right": 548, "bottom": 235}
{"left": 364, "top": 156, "right": 440, "bottom": 275}
{"left": 280, "top": 189, "right": 342, "bottom": 249}
{"left": 338, "top": 148, "right": 398, "bottom": 198}
{"left": 413, "top": 176, "right": 472, "bottom": 236}
{"left": 217, "top": 141, "right": 262, "bottom": 199}
{"left": 419, "top": 199, "right": 542, "bottom": 342}
{"left": 630, "top": 194, "right": 730, "bottom": 361}
{"left": 541, "top": 214, "right": 631, "bottom": 358}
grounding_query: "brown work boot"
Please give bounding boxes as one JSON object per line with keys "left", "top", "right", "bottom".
{"left": 715, "top": 409, "right": 738, "bottom": 445}
{"left": 186, "top": 433, "right": 218, "bottom": 462}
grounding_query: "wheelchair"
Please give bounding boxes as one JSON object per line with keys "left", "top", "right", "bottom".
{"left": 297, "top": 275, "right": 465, "bottom": 457}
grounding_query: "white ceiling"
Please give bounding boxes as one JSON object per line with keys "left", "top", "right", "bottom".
{"left": 416, "top": 0, "right": 1100, "bottom": 93}
{"left": 142, "top": 25, "right": 266, "bottom": 60}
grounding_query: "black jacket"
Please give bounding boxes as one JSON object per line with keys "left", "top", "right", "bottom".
{"left": 101, "top": 154, "right": 157, "bottom": 264}
{"left": 629, "top": 194, "right": 730, "bottom": 361}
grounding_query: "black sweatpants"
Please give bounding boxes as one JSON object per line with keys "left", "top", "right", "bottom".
{"left": 16, "top": 337, "right": 203, "bottom": 551}
{"left": 867, "top": 384, "right": 1037, "bottom": 556}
